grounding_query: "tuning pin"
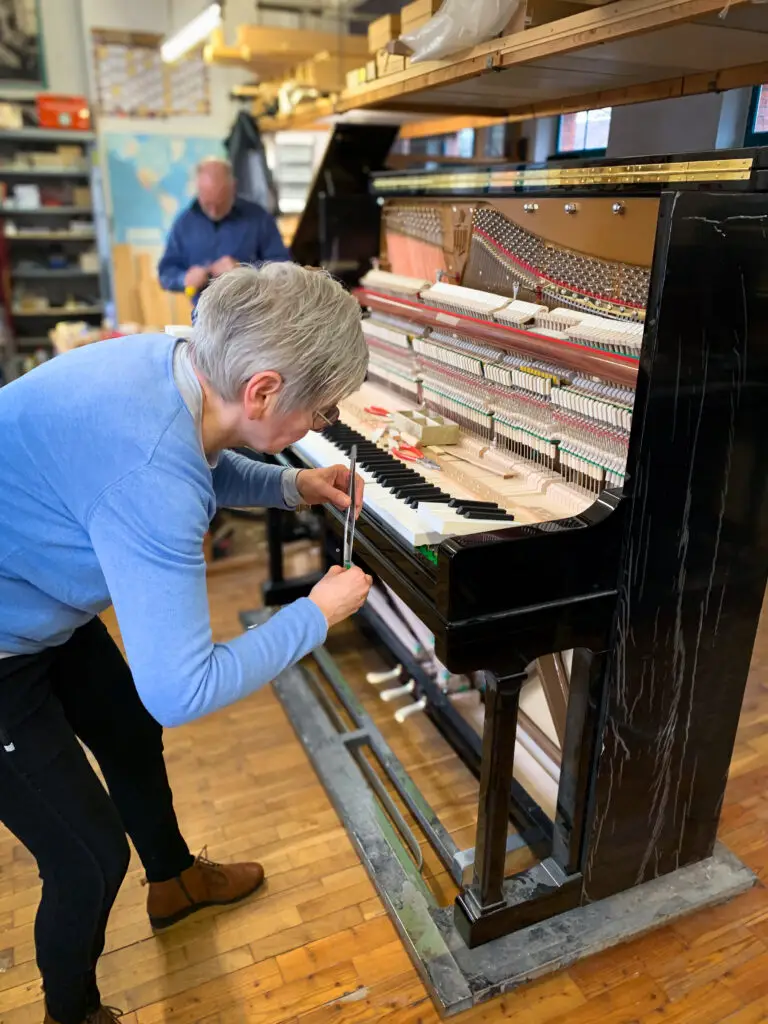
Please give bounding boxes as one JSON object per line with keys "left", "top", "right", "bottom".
{"left": 394, "top": 697, "right": 428, "bottom": 723}
{"left": 366, "top": 665, "right": 402, "bottom": 686}
{"left": 380, "top": 680, "right": 416, "bottom": 702}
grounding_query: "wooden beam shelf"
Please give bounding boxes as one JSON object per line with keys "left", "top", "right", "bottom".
{"left": 254, "top": 0, "right": 768, "bottom": 134}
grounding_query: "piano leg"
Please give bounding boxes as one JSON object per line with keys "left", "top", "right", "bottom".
{"left": 261, "top": 507, "right": 324, "bottom": 607}
{"left": 471, "top": 670, "right": 527, "bottom": 911}
{"left": 455, "top": 668, "right": 583, "bottom": 948}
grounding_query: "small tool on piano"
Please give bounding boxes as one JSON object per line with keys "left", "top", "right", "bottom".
{"left": 342, "top": 444, "right": 357, "bottom": 568}
{"left": 392, "top": 443, "right": 442, "bottom": 472}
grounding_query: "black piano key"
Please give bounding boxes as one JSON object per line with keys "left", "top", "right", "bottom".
{"left": 393, "top": 486, "right": 445, "bottom": 499}
{"left": 459, "top": 510, "right": 516, "bottom": 521}
{"left": 358, "top": 454, "right": 404, "bottom": 465}
{"left": 389, "top": 480, "right": 436, "bottom": 492}
{"left": 448, "top": 499, "right": 500, "bottom": 511}
{"left": 405, "top": 494, "right": 452, "bottom": 508}
{"left": 377, "top": 472, "right": 421, "bottom": 485}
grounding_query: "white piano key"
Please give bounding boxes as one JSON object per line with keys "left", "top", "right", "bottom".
{"left": 291, "top": 430, "right": 517, "bottom": 549}
{"left": 417, "top": 502, "right": 519, "bottom": 537}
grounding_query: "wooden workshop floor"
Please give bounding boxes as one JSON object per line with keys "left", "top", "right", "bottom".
{"left": 2, "top": 539, "right": 768, "bottom": 1022}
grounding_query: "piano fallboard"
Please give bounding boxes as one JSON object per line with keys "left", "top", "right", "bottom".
{"left": 284, "top": 438, "right": 624, "bottom": 672}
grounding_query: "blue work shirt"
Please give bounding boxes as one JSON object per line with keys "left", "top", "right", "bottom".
{"left": 157, "top": 197, "right": 290, "bottom": 294}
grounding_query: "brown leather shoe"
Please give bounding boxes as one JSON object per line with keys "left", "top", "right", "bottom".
{"left": 44, "top": 1006, "right": 122, "bottom": 1023}
{"left": 146, "top": 847, "right": 265, "bottom": 930}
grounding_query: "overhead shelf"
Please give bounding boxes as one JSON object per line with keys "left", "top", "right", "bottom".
{"left": 0, "top": 167, "right": 89, "bottom": 178}
{"left": 0, "top": 128, "right": 95, "bottom": 143}
{"left": 6, "top": 231, "right": 95, "bottom": 241}
{"left": 13, "top": 269, "right": 99, "bottom": 279}
{"left": 0, "top": 206, "right": 93, "bottom": 216}
{"left": 13, "top": 305, "right": 103, "bottom": 317}
{"left": 205, "top": 24, "right": 368, "bottom": 81}
{"left": 257, "top": 0, "right": 768, "bottom": 131}
{"left": 15, "top": 336, "right": 53, "bottom": 349}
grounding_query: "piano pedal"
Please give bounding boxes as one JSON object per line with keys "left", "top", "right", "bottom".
{"left": 380, "top": 679, "right": 415, "bottom": 702}
{"left": 366, "top": 665, "right": 403, "bottom": 686}
{"left": 394, "top": 696, "right": 428, "bottom": 723}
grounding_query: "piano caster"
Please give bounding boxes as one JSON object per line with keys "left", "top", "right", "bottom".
{"left": 366, "top": 665, "right": 403, "bottom": 686}
{"left": 380, "top": 679, "right": 415, "bottom": 702}
{"left": 394, "top": 696, "right": 428, "bottom": 723}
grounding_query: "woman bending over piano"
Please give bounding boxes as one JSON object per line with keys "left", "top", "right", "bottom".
{"left": 0, "top": 263, "right": 371, "bottom": 1024}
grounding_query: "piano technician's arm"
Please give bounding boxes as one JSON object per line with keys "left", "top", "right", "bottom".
{"left": 211, "top": 450, "right": 295, "bottom": 511}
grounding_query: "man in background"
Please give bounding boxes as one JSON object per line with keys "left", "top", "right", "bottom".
{"left": 158, "top": 157, "right": 290, "bottom": 299}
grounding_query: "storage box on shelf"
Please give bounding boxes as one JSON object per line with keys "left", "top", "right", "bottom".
{"left": 368, "top": 13, "right": 401, "bottom": 53}
{"left": 36, "top": 95, "right": 91, "bottom": 132}
{"left": 401, "top": 0, "right": 442, "bottom": 34}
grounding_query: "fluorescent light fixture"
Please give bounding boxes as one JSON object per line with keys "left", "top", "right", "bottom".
{"left": 161, "top": 2, "right": 222, "bottom": 63}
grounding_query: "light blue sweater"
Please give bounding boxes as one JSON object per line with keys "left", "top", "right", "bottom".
{"left": 0, "top": 334, "right": 327, "bottom": 726}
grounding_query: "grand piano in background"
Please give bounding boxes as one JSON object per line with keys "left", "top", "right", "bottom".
{"left": 262, "top": 133, "right": 768, "bottom": 973}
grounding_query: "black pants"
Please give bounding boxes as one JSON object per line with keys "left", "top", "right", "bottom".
{"left": 0, "top": 618, "right": 193, "bottom": 1023}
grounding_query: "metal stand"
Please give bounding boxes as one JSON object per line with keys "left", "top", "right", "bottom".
{"left": 269, "top": 640, "right": 755, "bottom": 1017}
{"left": 261, "top": 507, "right": 322, "bottom": 606}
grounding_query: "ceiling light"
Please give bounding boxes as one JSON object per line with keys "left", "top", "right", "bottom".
{"left": 161, "top": 3, "right": 222, "bottom": 63}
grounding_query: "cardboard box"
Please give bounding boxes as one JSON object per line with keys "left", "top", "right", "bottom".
{"left": 505, "top": 0, "right": 591, "bottom": 34}
{"left": 402, "top": 0, "right": 442, "bottom": 22}
{"left": 79, "top": 250, "right": 100, "bottom": 273}
{"left": 345, "top": 66, "right": 368, "bottom": 91}
{"left": 73, "top": 186, "right": 92, "bottom": 208}
{"left": 392, "top": 409, "right": 459, "bottom": 445}
{"left": 300, "top": 52, "right": 365, "bottom": 93}
{"left": 401, "top": 0, "right": 442, "bottom": 31}
{"left": 367, "top": 13, "right": 401, "bottom": 54}
{"left": 57, "top": 145, "right": 85, "bottom": 167}
{"left": 376, "top": 49, "right": 406, "bottom": 77}
{"left": 0, "top": 102, "right": 23, "bottom": 129}
{"left": 399, "top": 0, "right": 442, "bottom": 26}
{"left": 30, "top": 151, "right": 62, "bottom": 168}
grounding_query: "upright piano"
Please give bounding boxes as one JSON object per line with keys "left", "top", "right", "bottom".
{"left": 271, "top": 139, "right": 768, "bottom": 958}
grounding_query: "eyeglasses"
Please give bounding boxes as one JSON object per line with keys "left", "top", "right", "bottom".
{"left": 311, "top": 405, "right": 340, "bottom": 431}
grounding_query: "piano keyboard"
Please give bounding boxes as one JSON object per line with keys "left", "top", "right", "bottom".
{"left": 292, "top": 422, "right": 517, "bottom": 550}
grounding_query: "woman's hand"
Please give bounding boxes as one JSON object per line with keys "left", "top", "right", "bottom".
{"left": 309, "top": 566, "right": 372, "bottom": 628}
{"left": 296, "top": 465, "right": 364, "bottom": 516}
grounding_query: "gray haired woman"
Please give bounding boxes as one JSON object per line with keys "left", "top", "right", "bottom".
{"left": 0, "top": 263, "right": 371, "bottom": 1024}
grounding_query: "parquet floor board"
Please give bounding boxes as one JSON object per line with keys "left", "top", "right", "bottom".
{"left": 1, "top": 544, "right": 768, "bottom": 1022}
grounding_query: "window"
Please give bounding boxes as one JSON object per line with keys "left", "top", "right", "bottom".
{"left": 395, "top": 129, "right": 476, "bottom": 160}
{"left": 484, "top": 123, "right": 508, "bottom": 158}
{"left": 556, "top": 107, "right": 612, "bottom": 156}
{"left": 745, "top": 85, "right": 768, "bottom": 145}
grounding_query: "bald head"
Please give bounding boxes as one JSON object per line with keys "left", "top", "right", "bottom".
{"left": 196, "top": 158, "right": 236, "bottom": 222}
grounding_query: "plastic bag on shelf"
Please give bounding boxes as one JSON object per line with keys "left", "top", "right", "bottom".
{"left": 402, "top": 0, "right": 522, "bottom": 64}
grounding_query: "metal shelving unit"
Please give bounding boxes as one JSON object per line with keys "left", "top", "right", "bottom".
{"left": 0, "top": 206, "right": 93, "bottom": 216}
{"left": 0, "top": 128, "right": 95, "bottom": 143}
{"left": 5, "top": 230, "right": 95, "bottom": 240}
{"left": 13, "top": 269, "right": 99, "bottom": 279}
{"left": 12, "top": 304, "right": 103, "bottom": 317}
{"left": 0, "top": 168, "right": 90, "bottom": 179}
{"left": 0, "top": 129, "right": 105, "bottom": 378}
